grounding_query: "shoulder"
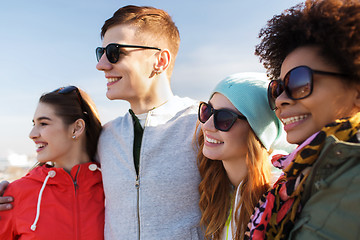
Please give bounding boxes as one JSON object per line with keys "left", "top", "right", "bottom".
{"left": 166, "top": 96, "right": 199, "bottom": 119}
{"left": 4, "top": 174, "right": 37, "bottom": 202}
{"left": 101, "top": 112, "right": 133, "bottom": 133}
{"left": 292, "top": 139, "right": 360, "bottom": 239}
{"left": 103, "top": 112, "right": 130, "bottom": 126}
{"left": 5, "top": 165, "right": 50, "bottom": 192}
{"left": 173, "top": 96, "right": 199, "bottom": 109}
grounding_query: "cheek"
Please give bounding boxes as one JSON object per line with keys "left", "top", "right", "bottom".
{"left": 49, "top": 129, "right": 71, "bottom": 143}
{"left": 308, "top": 83, "right": 356, "bottom": 122}
{"left": 306, "top": 98, "right": 340, "bottom": 126}
{"left": 275, "top": 110, "right": 281, "bottom": 120}
{"left": 228, "top": 127, "right": 250, "bottom": 148}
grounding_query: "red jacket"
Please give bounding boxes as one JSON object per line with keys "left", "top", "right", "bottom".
{"left": 0, "top": 162, "right": 105, "bottom": 240}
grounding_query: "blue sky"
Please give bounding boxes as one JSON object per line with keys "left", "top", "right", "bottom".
{"left": 0, "top": 0, "right": 303, "bottom": 159}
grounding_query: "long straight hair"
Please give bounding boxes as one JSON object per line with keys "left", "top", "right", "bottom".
{"left": 196, "top": 123, "right": 271, "bottom": 239}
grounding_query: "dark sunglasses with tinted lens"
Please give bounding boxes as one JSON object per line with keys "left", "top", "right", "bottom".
{"left": 53, "top": 86, "right": 87, "bottom": 115}
{"left": 198, "top": 102, "right": 247, "bottom": 132}
{"left": 267, "top": 65, "right": 349, "bottom": 110}
{"left": 96, "top": 43, "right": 161, "bottom": 64}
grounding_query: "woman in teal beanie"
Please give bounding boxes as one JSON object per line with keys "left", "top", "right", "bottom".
{"left": 196, "top": 72, "right": 293, "bottom": 240}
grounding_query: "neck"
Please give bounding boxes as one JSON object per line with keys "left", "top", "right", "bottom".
{"left": 130, "top": 76, "right": 174, "bottom": 114}
{"left": 54, "top": 142, "right": 91, "bottom": 172}
{"left": 222, "top": 157, "right": 248, "bottom": 187}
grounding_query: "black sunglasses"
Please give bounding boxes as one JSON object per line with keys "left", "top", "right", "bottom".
{"left": 267, "top": 65, "right": 349, "bottom": 110}
{"left": 53, "top": 86, "right": 87, "bottom": 115}
{"left": 96, "top": 43, "right": 161, "bottom": 64}
{"left": 198, "top": 102, "right": 247, "bottom": 132}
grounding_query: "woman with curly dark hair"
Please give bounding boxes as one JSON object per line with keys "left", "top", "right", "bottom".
{"left": 246, "top": 0, "right": 360, "bottom": 239}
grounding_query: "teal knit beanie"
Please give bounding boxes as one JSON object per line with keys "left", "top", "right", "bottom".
{"left": 211, "top": 72, "right": 291, "bottom": 151}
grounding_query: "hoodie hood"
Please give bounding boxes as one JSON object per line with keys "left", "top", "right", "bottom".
{"left": 25, "top": 162, "right": 102, "bottom": 232}
{"left": 24, "top": 162, "right": 102, "bottom": 187}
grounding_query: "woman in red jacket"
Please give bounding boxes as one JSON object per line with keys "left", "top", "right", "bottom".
{"left": 0, "top": 86, "right": 104, "bottom": 240}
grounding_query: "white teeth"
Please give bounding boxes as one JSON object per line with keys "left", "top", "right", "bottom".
{"left": 107, "top": 78, "right": 121, "bottom": 83}
{"left": 36, "top": 143, "right": 46, "bottom": 148}
{"left": 282, "top": 114, "right": 308, "bottom": 125}
{"left": 205, "top": 136, "right": 223, "bottom": 144}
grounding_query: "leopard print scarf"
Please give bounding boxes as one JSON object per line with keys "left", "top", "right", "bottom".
{"left": 245, "top": 112, "right": 360, "bottom": 240}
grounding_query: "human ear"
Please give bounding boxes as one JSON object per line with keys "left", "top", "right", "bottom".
{"left": 153, "top": 49, "right": 171, "bottom": 74}
{"left": 71, "top": 119, "right": 86, "bottom": 139}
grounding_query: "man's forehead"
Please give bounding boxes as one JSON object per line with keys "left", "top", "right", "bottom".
{"left": 102, "top": 24, "right": 139, "bottom": 46}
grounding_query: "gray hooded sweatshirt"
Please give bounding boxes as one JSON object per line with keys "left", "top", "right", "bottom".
{"left": 98, "top": 96, "right": 202, "bottom": 240}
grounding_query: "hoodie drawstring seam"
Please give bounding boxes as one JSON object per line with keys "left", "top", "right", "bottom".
{"left": 30, "top": 170, "right": 55, "bottom": 231}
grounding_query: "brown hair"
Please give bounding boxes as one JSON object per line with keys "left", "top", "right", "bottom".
{"left": 196, "top": 123, "right": 271, "bottom": 239}
{"left": 255, "top": 0, "right": 360, "bottom": 83}
{"left": 101, "top": 5, "right": 180, "bottom": 78}
{"left": 39, "top": 87, "right": 102, "bottom": 160}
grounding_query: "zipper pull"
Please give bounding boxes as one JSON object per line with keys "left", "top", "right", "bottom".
{"left": 74, "top": 180, "right": 78, "bottom": 191}
{"left": 73, "top": 166, "right": 80, "bottom": 192}
{"left": 135, "top": 176, "right": 140, "bottom": 189}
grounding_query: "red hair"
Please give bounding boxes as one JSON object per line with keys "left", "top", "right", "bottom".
{"left": 195, "top": 122, "right": 271, "bottom": 239}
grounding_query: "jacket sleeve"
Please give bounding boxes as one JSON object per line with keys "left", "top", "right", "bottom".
{"left": 0, "top": 184, "right": 18, "bottom": 239}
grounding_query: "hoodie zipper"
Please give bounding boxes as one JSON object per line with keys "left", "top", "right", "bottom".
{"left": 135, "top": 175, "right": 140, "bottom": 240}
{"left": 73, "top": 167, "right": 80, "bottom": 193}
{"left": 69, "top": 166, "right": 81, "bottom": 240}
{"left": 135, "top": 111, "right": 150, "bottom": 240}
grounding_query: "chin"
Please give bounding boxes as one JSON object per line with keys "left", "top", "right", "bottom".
{"left": 286, "top": 134, "right": 308, "bottom": 145}
{"left": 106, "top": 94, "right": 122, "bottom": 101}
{"left": 106, "top": 95, "right": 115, "bottom": 100}
{"left": 106, "top": 90, "right": 127, "bottom": 101}
{"left": 202, "top": 149, "right": 213, "bottom": 160}
{"left": 203, "top": 151, "right": 221, "bottom": 161}
{"left": 106, "top": 92, "right": 116, "bottom": 100}
{"left": 36, "top": 158, "right": 48, "bottom": 165}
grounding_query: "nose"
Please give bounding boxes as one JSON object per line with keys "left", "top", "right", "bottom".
{"left": 275, "top": 90, "right": 294, "bottom": 110}
{"left": 29, "top": 126, "right": 39, "bottom": 140}
{"left": 96, "top": 53, "right": 113, "bottom": 71}
{"left": 201, "top": 114, "right": 217, "bottom": 132}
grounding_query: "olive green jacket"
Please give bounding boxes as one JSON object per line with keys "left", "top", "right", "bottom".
{"left": 290, "top": 135, "right": 360, "bottom": 240}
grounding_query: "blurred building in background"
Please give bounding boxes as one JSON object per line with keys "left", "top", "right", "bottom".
{"left": 0, "top": 152, "right": 36, "bottom": 182}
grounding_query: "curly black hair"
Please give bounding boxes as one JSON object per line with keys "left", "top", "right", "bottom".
{"left": 255, "top": 0, "right": 360, "bottom": 83}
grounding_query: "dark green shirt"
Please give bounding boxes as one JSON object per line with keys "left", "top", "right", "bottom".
{"left": 129, "top": 109, "right": 144, "bottom": 176}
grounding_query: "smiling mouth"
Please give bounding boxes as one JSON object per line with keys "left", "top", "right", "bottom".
{"left": 205, "top": 135, "right": 223, "bottom": 144}
{"left": 107, "top": 77, "right": 121, "bottom": 83}
{"left": 35, "top": 143, "right": 47, "bottom": 152}
{"left": 281, "top": 114, "right": 309, "bottom": 125}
